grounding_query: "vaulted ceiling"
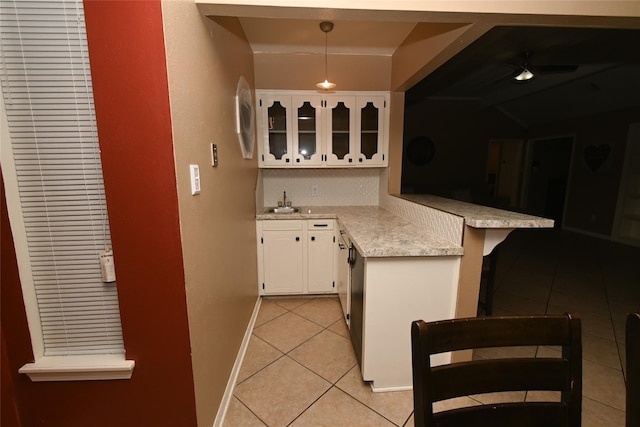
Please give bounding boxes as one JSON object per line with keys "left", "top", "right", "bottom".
{"left": 406, "top": 26, "right": 640, "bottom": 127}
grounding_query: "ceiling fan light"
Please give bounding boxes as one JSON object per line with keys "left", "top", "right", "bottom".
{"left": 514, "top": 67, "right": 535, "bottom": 81}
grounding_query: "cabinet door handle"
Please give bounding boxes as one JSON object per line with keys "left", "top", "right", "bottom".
{"left": 296, "top": 236, "right": 300, "bottom": 241}
{"left": 311, "top": 236, "right": 315, "bottom": 241}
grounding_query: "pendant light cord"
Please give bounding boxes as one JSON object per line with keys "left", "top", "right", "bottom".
{"left": 324, "top": 30, "right": 328, "bottom": 79}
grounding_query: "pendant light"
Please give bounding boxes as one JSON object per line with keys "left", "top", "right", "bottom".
{"left": 316, "top": 21, "right": 336, "bottom": 90}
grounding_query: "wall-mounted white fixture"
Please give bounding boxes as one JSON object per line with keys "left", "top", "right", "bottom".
{"left": 316, "top": 21, "right": 336, "bottom": 91}
{"left": 235, "top": 76, "right": 255, "bottom": 158}
{"left": 189, "top": 164, "right": 201, "bottom": 195}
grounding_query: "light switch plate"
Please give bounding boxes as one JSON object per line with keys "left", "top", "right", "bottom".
{"left": 189, "top": 164, "right": 201, "bottom": 195}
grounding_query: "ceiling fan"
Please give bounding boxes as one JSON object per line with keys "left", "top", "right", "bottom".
{"left": 502, "top": 51, "right": 579, "bottom": 83}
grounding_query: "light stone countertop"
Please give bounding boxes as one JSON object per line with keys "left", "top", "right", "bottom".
{"left": 256, "top": 205, "right": 463, "bottom": 258}
{"left": 396, "top": 194, "right": 554, "bottom": 229}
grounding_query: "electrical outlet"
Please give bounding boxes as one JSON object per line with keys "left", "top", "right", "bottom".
{"left": 311, "top": 184, "right": 320, "bottom": 197}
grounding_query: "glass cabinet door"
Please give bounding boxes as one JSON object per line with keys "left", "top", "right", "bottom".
{"left": 257, "top": 91, "right": 387, "bottom": 168}
{"left": 325, "top": 96, "right": 356, "bottom": 166}
{"left": 292, "top": 96, "right": 322, "bottom": 165}
{"left": 356, "top": 96, "right": 385, "bottom": 165}
{"left": 260, "top": 95, "right": 292, "bottom": 166}
{"left": 268, "top": 100, "right": 289, "bottom": 162}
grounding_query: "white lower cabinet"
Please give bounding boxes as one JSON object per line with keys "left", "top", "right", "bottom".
{"left": 307, "top": 220, "right": 335, "bottom": 293}
{"left": 259, "top": 220, "right": 304, "bottom": 294}
{"left": 257, "top": 219, "right": 336, "bottom": 295}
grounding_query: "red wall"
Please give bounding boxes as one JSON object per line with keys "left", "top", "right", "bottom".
{"left": 1, "top": 172, "right": 30, "bottom": 427}
{"left": 1, "top": 1, "right": 198, "bottom": 425}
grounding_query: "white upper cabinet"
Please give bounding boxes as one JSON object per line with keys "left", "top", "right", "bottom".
{"left": 356, "top": 96, "right": 386, "bottom": 166}
{"left": 292, "top": 95, "right": 323, "bottom": 166}
{"left": 256, "top": 90, "right": 388, "bottom": 168}
{"left": 325, "top": 95, "right": 356, "bottom": 166}
{"left": 259, "top": 94, "right": 293, "bottom": 166}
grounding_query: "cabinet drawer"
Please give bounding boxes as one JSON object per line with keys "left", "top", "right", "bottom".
{"left": 307, "top": 219, "right": 334, "bottom": 230}
{"left": 262, "top": 220, "right": 303, "bottom": 231}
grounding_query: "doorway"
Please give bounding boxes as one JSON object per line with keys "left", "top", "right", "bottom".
{"left": 524, "top": 136, "right": 574, "bottom": 227}
{"left": 487, "top": 140, "right": 524, "bottom": 208}
{"left": 613, "top": 122, "right": 640, "bottom": 246}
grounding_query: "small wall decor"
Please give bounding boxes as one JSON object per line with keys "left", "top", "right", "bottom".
{"left": 406, "top": 136, "right": 435, "bottom": 166}
{"left": 235, "top": 76, "right": 255, "bottom": 159}
{"left": 583, "top": 143, "right": 612, "bottom": 173}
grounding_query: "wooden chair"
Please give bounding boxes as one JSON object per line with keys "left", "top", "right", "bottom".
{"left": 628, "top": 312, "right": 640, "bottom": 427}
{"left": 411, "top": 313, "right": 582, "bottom": 427}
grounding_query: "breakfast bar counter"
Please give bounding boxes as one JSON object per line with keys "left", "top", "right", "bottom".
{"left": 255, "top": 196, "right": 553, "bottom": 391}
{"left": 396, "top": 194, "right": 554, "bottom": 229}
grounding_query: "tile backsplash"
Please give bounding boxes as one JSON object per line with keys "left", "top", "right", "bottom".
{"left": 262, "top": 168, "right": 381, "bottom": 207}
{"left": 378, "top": 169, "right": 464, "bottom": 245}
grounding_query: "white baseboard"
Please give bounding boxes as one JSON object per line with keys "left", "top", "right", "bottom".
{"left": 212, "top": 296, "right": 262, "bottom": 427}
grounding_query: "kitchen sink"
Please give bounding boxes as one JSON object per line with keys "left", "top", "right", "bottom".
{"left": 265, "top": 206, "right": 300, "bottom": 214}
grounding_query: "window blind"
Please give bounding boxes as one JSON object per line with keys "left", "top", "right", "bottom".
{"left": 0, "top": 0, "right": 124, "bottom": 356}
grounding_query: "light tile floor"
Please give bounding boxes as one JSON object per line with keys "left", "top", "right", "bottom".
{"left": 224, "top": 229, "right": 639, "bottom": 426}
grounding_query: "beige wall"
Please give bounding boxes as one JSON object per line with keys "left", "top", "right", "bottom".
{"left": 159, "top": 2, "right": 640, "bottom": 425}
{"left": 391, "top": 22, "right": 478, "bottom": 92}
{"left": 254, "top": 52, "right": 391, "bottom": 91}
{"left": 162, "top": 2, "right": 259, "bottom": 425}
{"left": 401, "top": 99, "right": 523, "bottom": 196}
{"left": 387, "top": 92, "right": 405, "bottom": 194}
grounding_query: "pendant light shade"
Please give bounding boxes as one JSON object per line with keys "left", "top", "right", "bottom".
{"left": 316, "top": 21, "right": 336, "bottom": 90}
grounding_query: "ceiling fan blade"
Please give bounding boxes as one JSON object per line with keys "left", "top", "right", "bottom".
{"left": 532, "top": 64, "right": 579, "bottom": 73}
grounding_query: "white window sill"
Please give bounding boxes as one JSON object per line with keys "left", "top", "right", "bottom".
{"left": 19, "top": 355, "right": 135, "bottom": 382}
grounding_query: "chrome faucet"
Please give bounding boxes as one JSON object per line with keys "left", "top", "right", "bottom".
{"left": 278, "top": 191, "right": 291, "bottom": 207}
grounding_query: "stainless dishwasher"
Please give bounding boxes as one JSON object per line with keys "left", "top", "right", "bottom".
{"left": 349, "top": 244, "right": 364, "bottom": 367}
{"left": 337, "top": 230, "right": 351, "bottom": 327}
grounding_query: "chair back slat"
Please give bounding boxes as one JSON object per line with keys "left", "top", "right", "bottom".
{"left": 430, "top": 358, "right": 570, "bottom": 401}
{"left": 433, "top": 403, "right": 570, "bottom": 427}
{"left": 421, "top": 316, "right": 572, "bottom": 354}
{"left": 411, "top": 313, "right": 582, "bottom": 427}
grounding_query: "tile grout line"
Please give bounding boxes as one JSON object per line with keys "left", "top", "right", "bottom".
{"left": 256, "top": 297, "right": 407, "bottom": 426}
